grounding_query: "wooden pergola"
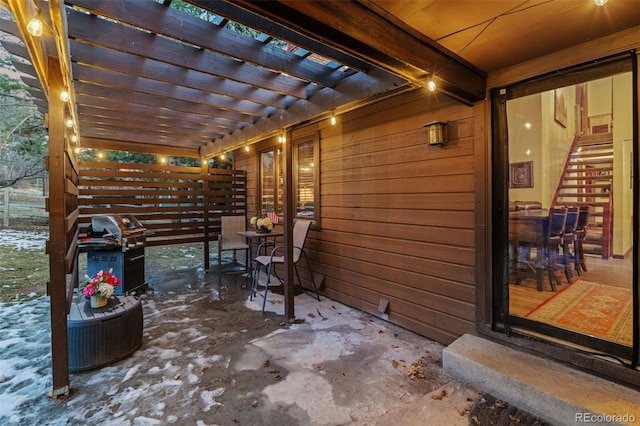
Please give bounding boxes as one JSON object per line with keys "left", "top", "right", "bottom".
{"left": 2, "top": 0, "right": 639, "bottom": 398}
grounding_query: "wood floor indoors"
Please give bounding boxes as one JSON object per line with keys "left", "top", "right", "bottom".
{"left": 509, "top": 253, "right": 633, "bottom": 317}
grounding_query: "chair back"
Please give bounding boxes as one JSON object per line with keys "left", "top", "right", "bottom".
{"left": 563, "top": 206, "right": 579, "bottom": 235}
{"left": 576, "top": 206, "right": 591, "bottom": 231}
{"left": 546, "top": 207, "right": 567, "bottom": 243}
{"left": 292, "top": 220, "right": 312, "bottom": 264}
{"left": 220, "top": 215, "right": 246, "bottom": 247}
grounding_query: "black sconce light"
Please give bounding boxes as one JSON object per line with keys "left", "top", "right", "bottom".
{"left": 424, "top": 121, "right": 447, "bottom": 146}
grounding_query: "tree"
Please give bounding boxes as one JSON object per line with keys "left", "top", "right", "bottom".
{"left": 0, "top": 73, "right": 47, "bottom": 189}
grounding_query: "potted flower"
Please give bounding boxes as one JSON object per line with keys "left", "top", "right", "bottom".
{"left": 250, "top": 211, "right": 273, "bottom": 233}
{"left": 80, "top": 269, "right": 121, "bottom": 308}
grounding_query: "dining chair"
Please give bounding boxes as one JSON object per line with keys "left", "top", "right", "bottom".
{"left": 218, "top": 215, "right": 250, "bottom": 286}
{"left": 560, "top": 206, "right": 579, "bottom": 283}
{"left": 544, "top": 207, "right": 567, "bottom": 291}
{"left": 250, "top": 220, "right": 320, "bottom": 312}
{"left": 573, "top": 206, "right": 591, "bottom": 275}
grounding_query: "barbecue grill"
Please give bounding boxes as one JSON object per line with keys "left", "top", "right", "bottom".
{"left": 81, "top": 214, "right": 147, "bottom": 294}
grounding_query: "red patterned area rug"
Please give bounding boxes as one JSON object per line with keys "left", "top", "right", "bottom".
{"left": 525, "top": 280, "right": 632, "bottom": 346}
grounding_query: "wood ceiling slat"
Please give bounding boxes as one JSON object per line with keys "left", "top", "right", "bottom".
{"left": 76, "top": 99, "right": 240, "bottom": 132}
{"left": 72, "top": 63, "right": 270, "bottom": 117}
{"left": 76, "top": 114, "right": 218, "bottom": 142}
{"left": 74, "top": 82, "right": 257, "bottom": 125}
{"left": 81, "top": 126, "right": 207, "bottom": 148}
{"left": 77, "top": 105, "right": 235, "bottom": 135}
{"left": 202, "top": 67, "right": 407, "bottom": 154}
{"left": 67, "top": 0, "right": 344, "bottom": 88}
{"left": 68, "top": 39, "right": 290, "bottom": 109}
{"left": 192, "top": 0, "right": 375, "bottom": 75}
{"left": 65, "top": 7, "right": 310, "bottom": 99}
{"left": 80, "top": 136, "right": 200, "bottom": 157}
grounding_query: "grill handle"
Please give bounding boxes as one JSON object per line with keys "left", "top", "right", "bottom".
{"left": 128, "top": 254, "right": 145, "bottom": 262}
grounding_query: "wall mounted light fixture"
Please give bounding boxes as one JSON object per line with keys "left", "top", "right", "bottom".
{"left": 424, "top": 121, "right": 447, "bottom": 146}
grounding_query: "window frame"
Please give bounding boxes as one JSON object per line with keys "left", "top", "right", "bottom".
{"left": 293, "top": 131, "right": 320, "bottom": 225}
{"left": 256, "top": 130, "right": 320, "bottom": 225}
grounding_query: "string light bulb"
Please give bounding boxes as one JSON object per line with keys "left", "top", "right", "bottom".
{"left": 65, "top": 118, "right": 74, "bottom": 128}
{"left": 330, "top": 113, "right": 337, "bottom": 126}
{"left": 426, "top": 76, "right": 437, "bottom": 92}
{"left": 220, "top": 153, "right": 226, "bottom": 161}
{"left": 27, "top": 11, "right": 43, "bottom": 37}
{"left": 60, "top": 90, "right": 69, "bottom": 102}
{"left": 594, "top": 0, "right": 608, "bottom": 6}
{"left": 244, "top": 145, "right": 250, "bottom": 152}
{"left": 70, "top": 134, "right": 78, "bottom": 143}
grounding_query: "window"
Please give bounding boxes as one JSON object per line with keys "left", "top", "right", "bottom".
{"left": 259, "top": 147, "right": 283, "bottom": 215}
{"left": 258, "top": 131, "right": 319, "bottom": 223}
{"left": 295, "top": 133, "right": 319, "bottom": 222}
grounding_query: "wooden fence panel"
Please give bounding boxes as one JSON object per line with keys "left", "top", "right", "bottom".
{"left": 77, "top": 161, "right": 246, "bottom": 248}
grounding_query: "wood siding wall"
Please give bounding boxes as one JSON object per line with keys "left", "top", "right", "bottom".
{"left": 235, "top": 88, "right": 476, "bottom": 345}
{"left": 77, "top": 161, "right": 246, "bottom": 248}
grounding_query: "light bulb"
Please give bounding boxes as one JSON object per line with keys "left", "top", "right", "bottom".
{"left": 27, "top": 16, "right": 43, "bottom": 37}
{"left": 330, "top": 114, "right": 337, "bottom": 126}
{"left": 244, "top": 145, "right": 250, "bottom": 152}
{"left": 427, "top": 79, "right": 437, "bottom": 92}
{"left": 60, "top": 90, "right": 69, "bottom": 102}
{"left": 594, "top": 0, "right": 608, "bottom": 6}
{"left": 71, "top": 134, "right": 78, "bottom": 143}
{"left": 65, "top": 119, "right": 74, "bottom": 128}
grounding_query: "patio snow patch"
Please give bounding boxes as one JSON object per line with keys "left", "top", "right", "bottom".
{"left": 0, "top": 294, "right": 232, "bottom": 424}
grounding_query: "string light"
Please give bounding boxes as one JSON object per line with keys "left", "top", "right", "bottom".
{"left": 65, "top": 119, "right": 74, "bottom": 128}
{"left": 427, "top": 75, "right": 437, "bottom": 92}
{"left": 330, "top": 113, "right": 337, "bottom": 126}
{"left": 27, "top": 10, "right": 43, "bottom": 37}
{"left": 70, "top": 134, "right": 78, "bottom": 143}
{"left": 60, "top": 90, "right": 69, "bottom": 102}
{"left": 244, "top": 145, "right": 250, "bottom": 152}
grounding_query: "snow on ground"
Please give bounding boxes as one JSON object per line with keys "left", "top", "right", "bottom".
{"left": 0, "top": 229, "right": 48, "bottom": 251}
{"left": 0, "top": 297, "right": 52, "bottom": 424}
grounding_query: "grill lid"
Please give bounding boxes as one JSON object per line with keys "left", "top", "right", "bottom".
{"left": 90, "top": 215, "right": 145, "bottom": 239}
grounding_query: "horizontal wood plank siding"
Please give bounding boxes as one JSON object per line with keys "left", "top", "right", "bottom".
{"left": 315, "top": 90, "right": 476, "bottom": 343}
{"left": 234, "top": 88, "right": 476, "bottom": 345}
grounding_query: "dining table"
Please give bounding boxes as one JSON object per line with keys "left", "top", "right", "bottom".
{"left": 509, "top": 209, "right": 549, "bottom": 291}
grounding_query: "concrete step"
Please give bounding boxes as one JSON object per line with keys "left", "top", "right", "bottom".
{"left": 443, "top": 334, "right": 640, "bottom": 425}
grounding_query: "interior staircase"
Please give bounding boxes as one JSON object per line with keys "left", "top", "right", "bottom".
{"left": 553, "top": 133, "right": 613, "bottom": 259}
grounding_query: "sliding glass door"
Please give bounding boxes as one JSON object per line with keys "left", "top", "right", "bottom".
{"left": 492, "top": 53, "right": 638, "bottom": 363}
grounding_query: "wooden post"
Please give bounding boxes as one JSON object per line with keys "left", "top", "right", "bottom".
{"left": 47, "top": 57, "right": 70, "bottom": 397}
{"left": 203, "top": 161, "right": 210, "bottom": 271}
{"left": 283, "top": 128, "right": 295, "bottom": 320}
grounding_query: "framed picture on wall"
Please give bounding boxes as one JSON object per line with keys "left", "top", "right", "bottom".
{"left": 509, "top": 161, "right": 533, "bottom": 188}
{"left": 554, "top": 89, "right": 567, "bottom": 127}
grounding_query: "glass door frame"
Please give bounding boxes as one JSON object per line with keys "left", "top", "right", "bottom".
{"left": 490, "top": 51, "right": 639, "bottom": 367}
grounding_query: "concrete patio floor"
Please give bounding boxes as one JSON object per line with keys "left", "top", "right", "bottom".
{"left": 2, "top": 265, "right": 552, "bottom": 425}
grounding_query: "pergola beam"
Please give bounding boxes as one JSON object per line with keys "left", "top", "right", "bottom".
{"left": 228, "top": 0, "right": 486, "bottom": 104}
